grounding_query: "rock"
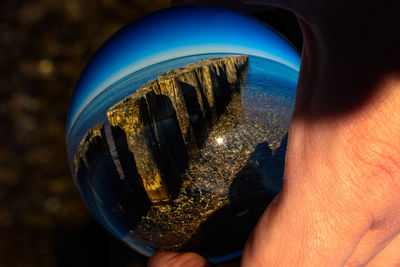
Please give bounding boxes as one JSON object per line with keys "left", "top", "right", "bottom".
{"left": 192, "top": 63, "right": 219, "bottom": 124}
{"left": 107, "top": 123, "right": 149, "bottom": 202}
{"left": 156, "top": 76, "right": 199, "bottom": 155}
{"left": 108, "top": 90, "right": 172, "bottom": 204}
{"left": 73, "top": 123, "right": 107, "bottom": 177}
{"left": 73, "top": 123, "right": 151, "bottom": 227}
{"left": 78, "top": 55, "right": 249, "bottom": 204}
{"left": 155, "top": 55, "right": 248, "bottom": 152}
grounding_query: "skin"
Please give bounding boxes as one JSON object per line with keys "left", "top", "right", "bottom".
{"left": 149, "top": 1, "right": 400, "bottom": 266}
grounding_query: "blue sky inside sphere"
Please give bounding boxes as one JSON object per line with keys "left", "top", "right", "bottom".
{"left": 66, "top": 6, "right": 301, "bottom": 133}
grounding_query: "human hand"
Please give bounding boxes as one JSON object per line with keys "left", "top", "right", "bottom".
{"left": 149, "top": 1, "right": 400, "bottom": 266}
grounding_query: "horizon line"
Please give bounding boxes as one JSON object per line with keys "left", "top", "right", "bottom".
{"left": 66, "top": 52, "right": 299, "bottom": 136}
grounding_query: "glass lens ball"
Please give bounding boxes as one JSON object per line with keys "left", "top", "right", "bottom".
{"left": 66, "top": 6, "right": 299, "bottom": 263}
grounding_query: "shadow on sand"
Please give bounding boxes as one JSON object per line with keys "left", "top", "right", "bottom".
{"left": 182, "top": 134, "right": 288, "bottom": 260}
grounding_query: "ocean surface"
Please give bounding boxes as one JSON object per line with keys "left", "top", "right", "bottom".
{"left": 67, "top": 53, "right": 298, "bottom": 160}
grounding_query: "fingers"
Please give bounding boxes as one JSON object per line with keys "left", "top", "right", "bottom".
{"left": 148, "top": 252, "right": 212, "bottom": 267}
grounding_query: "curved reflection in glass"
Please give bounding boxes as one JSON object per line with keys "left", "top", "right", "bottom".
{"left": 66, "top": 6, "right": 300, "bottom": 263}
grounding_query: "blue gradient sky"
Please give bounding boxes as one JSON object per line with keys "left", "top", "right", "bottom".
{"left": 67, "top": 6, "right": 301, "bottom": 133}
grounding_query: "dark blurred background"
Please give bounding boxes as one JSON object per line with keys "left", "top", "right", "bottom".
{"left": 0, "top": 1, "right": 301, "bottom": 266}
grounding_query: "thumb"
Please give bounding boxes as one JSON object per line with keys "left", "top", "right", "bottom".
{"left": 148, "top": 252, "right": 212, "bottom": 267}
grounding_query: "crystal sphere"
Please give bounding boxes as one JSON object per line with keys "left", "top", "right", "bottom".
{"left": 66, "top": 6, "right": 299, "bottom": 263}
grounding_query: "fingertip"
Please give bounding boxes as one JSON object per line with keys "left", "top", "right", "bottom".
{"left": 148, "top": 251, "right": 212, "bottom": 267}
